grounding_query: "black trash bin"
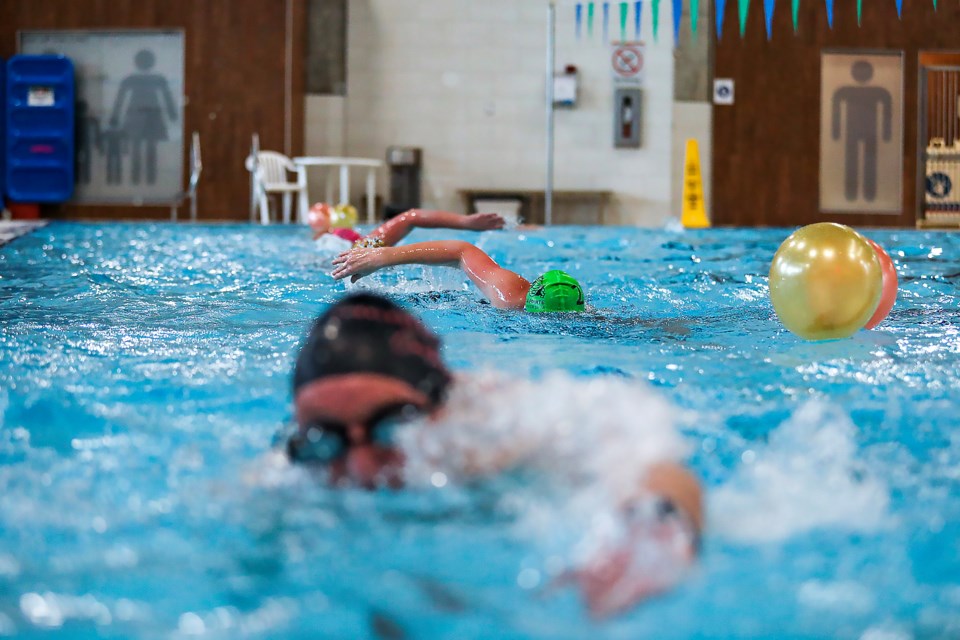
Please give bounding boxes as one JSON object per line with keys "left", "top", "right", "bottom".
{"left": 384, "top": 146, "right": 421, "bottom": 219}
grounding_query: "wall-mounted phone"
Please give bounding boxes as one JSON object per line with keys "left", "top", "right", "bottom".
{"left": 614, "top": 87, "right": 642, "bottom": 148}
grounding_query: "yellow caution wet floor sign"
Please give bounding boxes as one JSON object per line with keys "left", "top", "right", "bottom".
{"left": 681, "top": 139, "right": 710, "bottom": 229}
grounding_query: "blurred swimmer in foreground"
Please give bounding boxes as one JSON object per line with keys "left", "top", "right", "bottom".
{"left": 332, "top": 239, "right": 585, "bottom": 313}
{"left": 309, "top": 202, "right": 505, "bottom": 249}
{"left": 284, "top": 292, "right": 702, "bottom": 617}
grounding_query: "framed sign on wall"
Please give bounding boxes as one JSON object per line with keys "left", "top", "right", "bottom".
{"left": 20, "top": 30, "right": 185, "bottom": 206}
{"left": 819, "top": 51, "right": 904, "bottom": 214}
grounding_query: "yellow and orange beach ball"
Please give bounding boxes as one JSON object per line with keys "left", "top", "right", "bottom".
{"left": 769, "top": 223, "right": 897, "bottom": 341}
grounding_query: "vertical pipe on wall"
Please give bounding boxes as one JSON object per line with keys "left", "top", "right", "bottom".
{"left": 952, "top": 71, "right": 957, "bottom": 146}
{"left": 942, "top": 72, "right": 946, "bottom": 142}
{"left": 545, "top": 2, "right": 556, "bottom": 226}
{"left": 285, "top": 0, "right": 294, "bottom": 154}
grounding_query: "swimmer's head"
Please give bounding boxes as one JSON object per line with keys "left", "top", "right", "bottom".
{"left": 291, "top": 293, "right": 452, "bottom": 487}
{"left": 294, "top": 293, "right": 451, "bottom": 406}
{"left": 524, "top": 270, "right": 585, "bottom": 313}
{"left": 308, "top": 202, "right": 333, "bottom": 235}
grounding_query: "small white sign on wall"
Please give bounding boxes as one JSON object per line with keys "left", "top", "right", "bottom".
{"left": 713, "top": 79, "right": 734, "bottom": 105}
{"left": 610, "top": 42, "right": 645, "bottom": 87}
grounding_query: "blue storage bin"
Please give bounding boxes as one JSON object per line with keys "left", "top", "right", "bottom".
{"left": 5, "top": 55, "right": 75, "bottom": 203}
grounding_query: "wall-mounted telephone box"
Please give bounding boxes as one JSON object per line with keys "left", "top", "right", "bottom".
{"left": 613, "top": 86, "right": 641, "bottom": 148}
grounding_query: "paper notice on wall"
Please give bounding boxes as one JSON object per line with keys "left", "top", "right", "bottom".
{"left": 27, "top": 87, "right": 55, "bottom": 106}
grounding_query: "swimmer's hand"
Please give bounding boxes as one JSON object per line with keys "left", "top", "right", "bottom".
{"left": 331, "top": 247, "right": 386, "bottom": 283}
{"left": 464, "top": 212, "right": 506, "bottom": 231}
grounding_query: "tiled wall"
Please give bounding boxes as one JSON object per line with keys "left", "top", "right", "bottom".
{"left": 306, "top": 0, "right": 696, "bottom": 227}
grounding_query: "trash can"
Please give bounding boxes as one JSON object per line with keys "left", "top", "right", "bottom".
{"left": 384, "top": 146, "right": 421, "bottom": 219}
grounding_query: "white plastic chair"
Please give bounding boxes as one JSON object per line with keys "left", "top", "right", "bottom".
{"left": 245, "top": 150, "right": 307, "bottom": 224}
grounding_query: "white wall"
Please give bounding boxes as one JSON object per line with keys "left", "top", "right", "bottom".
{"left": 306, "top": 0, "right": 683, "bottom": 226}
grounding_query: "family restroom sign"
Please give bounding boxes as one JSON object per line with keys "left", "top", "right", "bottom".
{"left": 20, "top": 30, "right": 185, "bottom": 206}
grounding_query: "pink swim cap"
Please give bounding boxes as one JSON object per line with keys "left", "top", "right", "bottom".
{"left": 331, "top": 228, "right": 363, "bottom": 243}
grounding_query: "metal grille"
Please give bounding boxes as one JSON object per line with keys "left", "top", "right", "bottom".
{"left": 920, "top": 66, "right": 960, "bottom": 224}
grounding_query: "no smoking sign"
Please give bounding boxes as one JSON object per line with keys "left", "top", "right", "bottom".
{"left": 610, "top": 42, "right": 645, "bottom": 86}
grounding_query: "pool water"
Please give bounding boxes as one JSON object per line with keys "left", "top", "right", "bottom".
{"left": 1, "top": 222, "right": 959, "bottom": 639}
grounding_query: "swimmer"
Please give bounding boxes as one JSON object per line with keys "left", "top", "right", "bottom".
{"left": 309, "top": 202, "right": 505, "bottom": 247}
{"left": 331, "top": 240, "right": 585, "bottom": 312}
{"left": 286, "top": 292, "right": 702, "bottom": 616}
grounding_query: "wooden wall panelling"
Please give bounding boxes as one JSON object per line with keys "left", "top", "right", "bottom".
{"left": 0, "top": 0, "right": 306, "bottom": 221}
{"left": 712, "top": 0, "right": 960, "bottom": 227}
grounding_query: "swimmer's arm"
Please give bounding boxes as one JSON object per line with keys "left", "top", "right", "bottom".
{"left": 366, "top": 210, "right": 505, "bottom": 246}
{"left": 332, "top": 241, "right": 530, "bottom": 310}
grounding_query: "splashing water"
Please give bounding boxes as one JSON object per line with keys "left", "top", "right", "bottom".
{"left": 1, "top": 222, "right": 959, "bottom": 638}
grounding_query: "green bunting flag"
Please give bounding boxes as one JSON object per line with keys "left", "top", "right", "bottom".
{"left": 691, "top": 0, "right": 699, "bottom": 36}
{"left": 620, "top": 2, "right": 628, "bottom": 41}
{"left": 857, "top": 0, "right": 862, "bottom": 25}
{"left": 588, "top": 2, "right": 595, "bottom": 37}
{"left": 738, "top": 0, "right": 750, "bottom": 37}
{"left": 792, "top": 0, "right": 800, "bottom": 32}
{"left": 652, "top": 0, "right": 661, "bottom": 42}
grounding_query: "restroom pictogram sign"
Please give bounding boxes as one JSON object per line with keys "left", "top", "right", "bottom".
{"left": 610, "top": 42, "right": 645, "bottom": 86}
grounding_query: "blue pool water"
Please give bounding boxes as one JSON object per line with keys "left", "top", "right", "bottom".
{"left": 1, "top": 222, "right": 959, "bottom": 638}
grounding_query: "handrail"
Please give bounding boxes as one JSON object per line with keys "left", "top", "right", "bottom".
{"left": 171, "top": 131, "right": 202, "bottom": 222}
{"left": 247, "top": 133, "right": 261, "bottom": 223}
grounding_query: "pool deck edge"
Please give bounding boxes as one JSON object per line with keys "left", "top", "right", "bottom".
{"left": 0, "top": 221, "right": 48, "bottom": 247}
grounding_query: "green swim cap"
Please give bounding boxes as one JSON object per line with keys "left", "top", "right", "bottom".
{"left": 524, "top": 270, "right": 585, "bottom": 313}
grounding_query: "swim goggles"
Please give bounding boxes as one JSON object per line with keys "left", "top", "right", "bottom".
{"left": 286, "top": 402, "right": 422, "bottom": 464}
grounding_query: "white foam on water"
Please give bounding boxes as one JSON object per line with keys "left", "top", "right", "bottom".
{"left": 313, "top": 234, "right": 353, "bottom": 255}
{"left": 710, "top": 400, "right": 890, "bottom": 543}
{"left": 399, "top": 370, "right": 690, "bottom": 569}
{"left": 400, "top": 370, "right": 686, "bottom": 498}
{"left": 797, "top": 579, "right": 875, "bottom": 614}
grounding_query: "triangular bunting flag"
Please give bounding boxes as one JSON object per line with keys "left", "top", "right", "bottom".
{"left": 763, "top": 0, "right": 775, "bottom": 38}
{"left": 691, "top": 0, "right": 700, "bottom": 36}
{"left": 857, "top": 0, "right": 862, "bottom": 25}
{"left": 716, "top": 0, "right": 727, "bottom": 39}
{"left": 603, "top": 2, "right": 610, "bottom": 41}
{"left": 588, "top": 2, "right": 595, "bottom": 37}
{"left": 575, "top": 3, "right": 583, "bottom": 39}
{"left": 652, "top": 0, "right": 661, "bottom": 42}
{"left": 825, "top": 0, "right": 834, "bottom": 28}
{"left": 673, "top": 0, "right": 683, "bottom": 43}
{"left": 738, "top": 0, "right": 750, "bottom": 37}
{"left": 620, "top": 2, "right": 629, "bottom": 41}
{"left": 933, "top": 0, "right": 938, "bottom": 10}
{"left": 792, "top": 0, "right": 800, "bottom": 32}
{"left": 635, "top": 1, "right": 643, "bottom": 38}
{"left": 895, "top": 0, "right": 902, "bottom": 19}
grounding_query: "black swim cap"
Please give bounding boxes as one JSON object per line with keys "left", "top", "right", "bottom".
{"left": 293, "top": 293, "right": 452, "bottom": 405}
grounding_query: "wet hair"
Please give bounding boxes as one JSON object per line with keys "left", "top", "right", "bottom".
{"left": 293, "top": 293, "right": 452, "bottom": 406}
